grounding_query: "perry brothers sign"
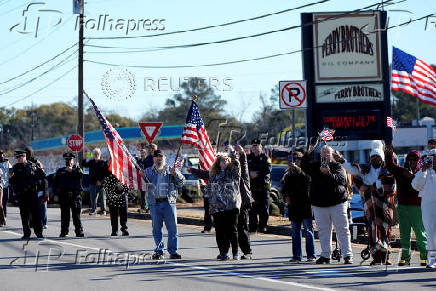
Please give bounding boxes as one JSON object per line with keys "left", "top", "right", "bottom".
{"left": 302, "top": 10, "right": 391, "bottom": 141}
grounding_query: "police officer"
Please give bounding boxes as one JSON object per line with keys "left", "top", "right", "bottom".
{"left": 53, "top": 152, "right": 84, "bottom": 237}
{"left": 10, "top": 149, "right": 46, "bottom": 239}
{"left": 247, "top": 139, "right": 272, "bottom": 233}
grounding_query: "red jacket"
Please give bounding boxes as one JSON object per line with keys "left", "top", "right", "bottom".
{"left": 385, "top": 150, "right": 421, "bottom": 206}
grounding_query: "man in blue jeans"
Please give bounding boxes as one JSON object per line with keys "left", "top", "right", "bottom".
{"left": 82, "top": 148, "right": 108, "bottom": 215}
{"left": 281, "top": 151, "right": 316, "bottom": 262}
{"left": 143, "top": 150, "right": 185, "bottom": 260}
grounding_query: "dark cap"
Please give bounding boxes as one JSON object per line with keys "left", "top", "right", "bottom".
{"left": 147, "top": 143, "right": 158, "bottom": 149}
{"left": 14, "top": 149, "right": 26, "bottom": 156}
{"left": 63, "top": 152, "right": 75, "bottom": 159}
{"left": 428, "top": 138, "right": 436, "bottom": 143}
{"left": 251, "top": 139, "right": 261, "bottom": 145}
{"left": 153, "top": 149, "right": 164, "bottom": 157}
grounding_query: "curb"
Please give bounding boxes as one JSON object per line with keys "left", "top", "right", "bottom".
{"left": 127, "top": 211, "right": 415, "bottom": 249}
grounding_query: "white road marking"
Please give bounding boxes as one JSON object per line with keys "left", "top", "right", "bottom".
{"left": 2, "top": 229, "right": 336, "bottom": 291}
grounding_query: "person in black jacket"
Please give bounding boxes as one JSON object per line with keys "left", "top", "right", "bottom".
{"left": 82, "top": 148, "right": 108, "bottom": 215}
{"left": 281, "top": 151, "right": 316, "bottom": 262}
{"left": 103, "top": 174, "right": 129, "bottom": 236}
{"left": 301, "top": 144, "right": 353, "bottom": 264}
{"left": 247, "top": 139, "right": 272, "bottom": 233}
{"left": 54, "top": 152, "right": 84, "bottom": 237}
{"left": 10, "top": 149, "right": 47, "bottom": 239}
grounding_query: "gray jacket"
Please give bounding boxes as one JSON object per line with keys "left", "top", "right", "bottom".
{"left": 206, "top": 156, "right": 242, "bottom": 214}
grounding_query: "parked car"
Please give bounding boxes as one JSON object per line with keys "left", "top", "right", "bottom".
{"left": 269, "top": 164, "right": 287, "bottom": 202}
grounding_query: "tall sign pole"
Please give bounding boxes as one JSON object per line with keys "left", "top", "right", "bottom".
{"left": 78, "top": 0, "right": 84, "bottom": 165}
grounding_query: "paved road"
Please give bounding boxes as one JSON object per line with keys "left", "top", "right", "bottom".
{"left": 0, "top": 207, "right": 435, "bottom": 291}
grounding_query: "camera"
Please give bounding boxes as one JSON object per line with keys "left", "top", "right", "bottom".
{"left": 424, "top": 155, "right": 434, "bottom": 165}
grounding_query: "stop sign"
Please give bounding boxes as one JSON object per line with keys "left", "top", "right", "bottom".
{"left": 67, "top": 134, "right": 84, "bottom": 152}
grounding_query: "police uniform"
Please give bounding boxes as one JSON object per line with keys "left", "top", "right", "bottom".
{"left": 10, "top": 150, "right": 47, "bottom": 239}
{"left": 53, "top": 153, "right": 84, "bottom": 237}
{"left": 247, "top": 140, "right": 272, "bottom": 232}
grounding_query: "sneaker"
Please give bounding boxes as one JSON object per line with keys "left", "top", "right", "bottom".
{"left": 289, "top": 258, "right": 302, "bottom": 263}
{"left": 152, "top": 253, "right": 164, "bottom": 260}
{"left": 233, "top": 254, "right": 240, "bottom": 261}
{"left": 36, "top": 234, "right": 44, "bottom": 240}
{"left": 241, "top": 254, "right": 253, "bottom": 260}
{"left": 89, "top": 212, "right": 96, "bottom": 216}
{"left": 344, "top": 256, "right": 353, "bottom": 264}
{"left": 426, "top": 259, "right": 436, "bottom": 269}
{"left": 398, "top": 259, "right": 410, "bottom": 266}
{"left": 307, "top": 257, "right": 316, "bottom": 262}
{"left": 59, "top": 233, "right": 69, "bottom": 238}
{"left": 111, "top": 231, "right": 118, "bottom": 236}
{"left": 316, "top": 256, "right": 330, "bottom": 264}
{"left": 102, "top": 211, "right": 107, "bottom": 216}
{"left": 420, "top": 259, "right": 428, "bottom": 267}
{"left": 169, "top": 253, "right": 182, "bottom": 260}
{"left": 76, "top": 232, "right": 84, "bottom": 237}
{"left": 122, "top": 230, "right": 129, "bottom": 236}
{"left": 21, "top": 234, "right": 30, "bottom": 240}
{"left": 42, "top": 225, "right": 48, "bottom": 229}
{"left": 259, "top": 227, "right": 268, "bottom": 233}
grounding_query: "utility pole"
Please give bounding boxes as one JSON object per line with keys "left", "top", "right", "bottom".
{"left": 78, "top": 0, "right": 84, "bottom": 165}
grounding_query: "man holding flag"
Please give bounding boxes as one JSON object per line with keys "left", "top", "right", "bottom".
{"left": 85, "top": 92, "right": 185, "bottom": 259}
{"left": 144, "top": 150, "right": 185, "bottom": 260}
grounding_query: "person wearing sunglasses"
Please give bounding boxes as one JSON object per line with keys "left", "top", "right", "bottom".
{"left": 10, "top": 150, "right": 46, "bottom": 239}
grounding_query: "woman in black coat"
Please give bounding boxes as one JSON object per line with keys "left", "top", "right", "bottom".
{"left": 281, "top": 151, "right": 316, "bottom": 262}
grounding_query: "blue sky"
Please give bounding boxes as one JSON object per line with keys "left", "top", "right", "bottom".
{"left": 0, "top": 0, "right": 435, "bottom": 123}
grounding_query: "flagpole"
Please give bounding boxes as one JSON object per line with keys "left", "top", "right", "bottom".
{"left": 172, "top": 94, "right": 197, "bottom": 170}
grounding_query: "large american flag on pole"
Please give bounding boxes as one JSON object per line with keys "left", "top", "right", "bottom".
{"left": 391, "top": 47, "right": 436, "bottom": 106}
{"left": 180, "top": 101, "right": 216, "bottom": 170}
{"left": 86, "top": 94, "right": 146, "bottom": 190}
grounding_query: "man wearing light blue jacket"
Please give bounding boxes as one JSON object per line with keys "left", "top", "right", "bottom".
{"left": 144, "top": 150, "right": 185, "bottom": 260}
{"left": 0, "top": 150, "right": 12, "bottom": 218}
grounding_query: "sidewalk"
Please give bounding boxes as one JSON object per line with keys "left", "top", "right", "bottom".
{"left": 127, "top": 203, "right": 416, "bottom": 249}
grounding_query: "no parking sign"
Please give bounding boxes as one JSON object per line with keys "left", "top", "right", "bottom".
{"left": 279, "top": 80, "right": 307, "bottom": 109}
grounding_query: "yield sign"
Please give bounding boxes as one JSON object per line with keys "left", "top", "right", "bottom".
{"left": 139, "top": 122, "right": 163, "bottom": 144}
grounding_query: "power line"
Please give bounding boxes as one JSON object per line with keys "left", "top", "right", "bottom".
{"left": 7, "top": 65, "right": 78, "bottom": 107}
{"left": 84, "top": 0, "right": 401, "bottom": 54}
{"left": 86, "top": 0, "right": 331, "bottom": 41}
{"left": 84, "top": 11, "right": 434, "bottom": 69}
{"left": 0, "top": 50, "right": 78, "bottom": 95}
{"left": 0, "top": 43, "right": 78, "bottom": 84}
{"left": 7, "top": 65, "right": 77, "bottom": 107}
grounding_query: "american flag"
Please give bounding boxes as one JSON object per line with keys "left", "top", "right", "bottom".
{"left": 174, "top": 156, "right": 185, "bottom": 169}
{"left": 387, "top": 116, "right": 396, "bottom": 130}
{"left": 87, "top": 95, "right": 146, "bottom": 190}
{"left": 391, "top": 47, "right": 436, "bottom": 106}
{"left": 319, "top": 128, "right": 335, "bottom": 142}
{"left": 180, "top": 101, "right": 216, "bottom": 170}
